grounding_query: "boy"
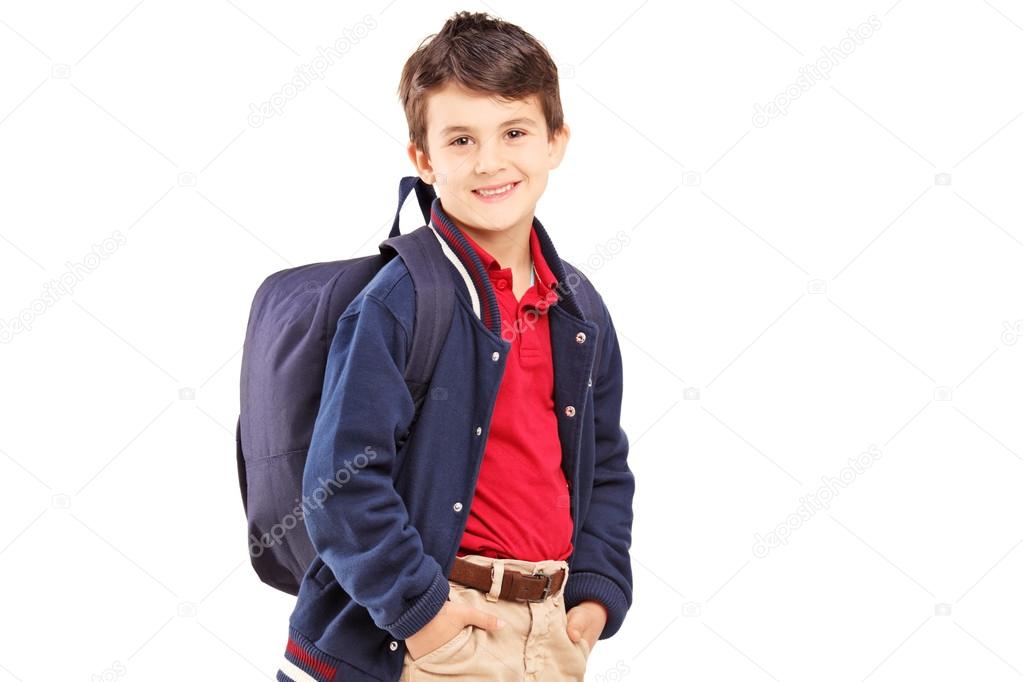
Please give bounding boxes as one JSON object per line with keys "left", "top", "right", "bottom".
{"left": 277, "top": 11, "right": 634, "bottom": 682}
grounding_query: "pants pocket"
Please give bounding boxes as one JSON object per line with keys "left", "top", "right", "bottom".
{"left": 412, "top": 623, "right": 475, "bottom": 664}
{"left": 576, "top": 632, "right": 591, "bottom": 660}
{"left": 560, "top": 601, "right": 593, "bottom": 670}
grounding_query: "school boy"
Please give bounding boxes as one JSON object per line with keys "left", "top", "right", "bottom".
{"left": 277, "top": 11, "right": 635, "bottom": 682}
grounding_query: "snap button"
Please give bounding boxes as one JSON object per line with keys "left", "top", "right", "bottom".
{"left": 576, "top": 332, "right": 586, "bottom": 344}
{"left": 564, "top": 405, "right": 576, "bottom": 417}
{"left": 492, "top": 351, "right": 500, "bottom": 361}
{"left": 453, "top": 502, "right": 463, "bottom": 512}
{"left": 475, "top": 426, "right": 482, "bottom": 436}
{"left": 389, "top": 641, "right": 398, "bottom": 651}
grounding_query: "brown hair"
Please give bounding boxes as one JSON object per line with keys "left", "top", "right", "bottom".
{"left": 398, "top": 11, "right": 564, "bottom": 157}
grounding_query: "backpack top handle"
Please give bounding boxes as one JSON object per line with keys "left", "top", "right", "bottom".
{"left": 390, "top": 176, "right": 437, "bottom": 238}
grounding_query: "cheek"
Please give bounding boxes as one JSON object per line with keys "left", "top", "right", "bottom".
{"left": 431, "top": 153, "right": 468, "bottom": 182}
{"left": 521, "top": 160, "right": 551, "bottom": 186}
{"left": 518, "top": 145, "right": 553, "bottom": 174}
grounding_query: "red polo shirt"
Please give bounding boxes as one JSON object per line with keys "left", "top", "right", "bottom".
{"left": 455, "top": 224, "right": 574, "bottom": 562}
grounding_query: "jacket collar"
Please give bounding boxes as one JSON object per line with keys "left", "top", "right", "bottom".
{"left": 459, "top": 214, "right": 561, "bottom": 308}
{"left": 428, "top": 197, "right": 586, "bottom": 336}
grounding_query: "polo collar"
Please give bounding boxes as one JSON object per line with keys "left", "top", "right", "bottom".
{"left": 458, "top": 216, "right": 560, "bottom": 305}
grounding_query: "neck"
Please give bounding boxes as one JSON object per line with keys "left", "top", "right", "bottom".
{"left": 451, "top": 214, "right": 534, "bottom": 273}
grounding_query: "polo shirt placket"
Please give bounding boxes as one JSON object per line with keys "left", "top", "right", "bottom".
{"left": 451, "top": 218, "right": 574, "bottom": 563}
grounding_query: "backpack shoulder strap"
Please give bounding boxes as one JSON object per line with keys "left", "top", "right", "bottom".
{"left": 379, "top": 176, "right": 451, "bottom": 414}
{"left": 380, "top": 225, "right": 454, "bottom": 412}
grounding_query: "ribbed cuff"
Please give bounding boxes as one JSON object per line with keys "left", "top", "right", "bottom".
{"left": 383, "top": 568, "right": 450, "bottom": 640}
{"left": 283, "top": 626, "right": 342, "bottom": 682}
{"left": 563, "top": 571, "right": 630, "bottom": 640}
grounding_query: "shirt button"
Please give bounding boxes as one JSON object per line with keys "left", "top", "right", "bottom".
{"left": 389, "top": 641, "right": 399, "bottom": 651}
{"left": 564, "top": 405, "right": 576, "bottom": 417}
{"left": 475, "top": 426, "right": 482, "bottom": 436}
{"left": 492, "top": 351, "right": 500, "bottom": 361}
{"left": 587, "top": 376, "right": 592, "bottom": 387}
{"left": 453, "top": 502, "right": 463, "bottom": 512}
{"left": 497, "top": 279, "right": 507, "bottom": 290}
{"left": 576, "top": 332, "right": 586, "bottom": 344}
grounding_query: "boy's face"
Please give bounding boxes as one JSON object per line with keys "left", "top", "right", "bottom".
{"left": 407, "top": 81, "right": 570, "bottom": 239}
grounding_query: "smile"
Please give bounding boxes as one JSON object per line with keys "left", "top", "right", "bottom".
{"left": 472, "top": 181, "right": 521, "bottom": 202}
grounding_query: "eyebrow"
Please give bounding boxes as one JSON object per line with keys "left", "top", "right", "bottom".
{"left": 439, "top": 117, "right": 539, "bottom": 137}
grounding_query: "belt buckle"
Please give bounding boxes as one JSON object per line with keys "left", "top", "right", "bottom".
{"left": 527, "top": 570, "right": 553, "bottom": 603}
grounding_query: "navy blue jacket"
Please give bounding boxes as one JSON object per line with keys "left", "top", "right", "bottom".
{"left": 283, "top": 199, "right": 635, "bottom": 682}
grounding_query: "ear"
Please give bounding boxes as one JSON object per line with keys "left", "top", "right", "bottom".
{"left": 407, "top": 142, "right": 436, "bottom": 184}
{"left": 547, "top": 123, "right": 570, "bottom": 170}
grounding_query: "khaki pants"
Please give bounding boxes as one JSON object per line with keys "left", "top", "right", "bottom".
{"left": 399, "top": 554, "right": 591, "bottom": 681}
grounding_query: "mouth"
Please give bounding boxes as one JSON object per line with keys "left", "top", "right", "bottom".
{"left": 471, "top": 180, "right": 521, "bottom": 203}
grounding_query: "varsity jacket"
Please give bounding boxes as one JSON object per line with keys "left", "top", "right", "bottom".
{"left": 278, "top": 198, "right": 635, "bottom": 682}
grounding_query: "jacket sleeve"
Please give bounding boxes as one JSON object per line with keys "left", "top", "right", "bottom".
{"left": 563, "top": 300, "right": 635, "bottom": 640}
{"left": 302, "top": 291, "right": 450, "bottom": 641}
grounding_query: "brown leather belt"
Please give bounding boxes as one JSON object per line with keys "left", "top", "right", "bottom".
{"left": 448, "top": 556, "right": 566, "bottom": 603}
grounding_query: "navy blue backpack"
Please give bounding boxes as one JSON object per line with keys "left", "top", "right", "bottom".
{"left": 235, "top": 177, "right": 454, "bottom": 595}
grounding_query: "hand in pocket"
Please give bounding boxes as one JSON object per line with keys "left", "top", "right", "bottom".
{"left": 406, "top": 599, "right": 505, "bottom": 661}
{"left": 566, "top": 600, "right": 606, "bottom": 653}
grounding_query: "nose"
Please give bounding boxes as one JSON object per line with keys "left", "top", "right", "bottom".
{"left": 473, "top": 135, "right": 505, "bottom": 175}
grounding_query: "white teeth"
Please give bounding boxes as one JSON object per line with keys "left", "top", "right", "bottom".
{"left": 476, "top": 182, "right": 515, "bottom": 197}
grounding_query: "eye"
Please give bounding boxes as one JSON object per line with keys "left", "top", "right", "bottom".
{"left": 507, "top": 129, "right": 526, "bottom": 139}
{"left": 451, "top": 136, "right": 472, "bottom": 146}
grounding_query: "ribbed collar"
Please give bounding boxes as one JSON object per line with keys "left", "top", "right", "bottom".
{"left": 428, "top": 197, "right": 585, "bottom": 336}
{"left": 459, "top": 216, "right": 560, "bottom": 310}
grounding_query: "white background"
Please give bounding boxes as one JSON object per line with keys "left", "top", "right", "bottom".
{"left": 2, "top": 1, "right": 1023, "bottom": 680}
